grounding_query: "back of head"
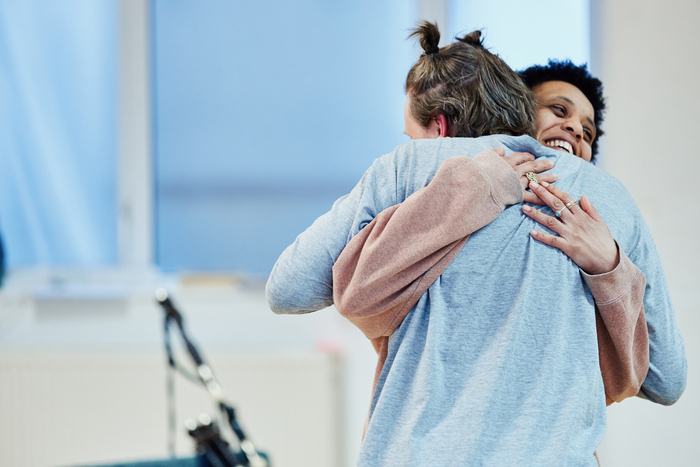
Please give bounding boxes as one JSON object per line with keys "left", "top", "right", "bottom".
{"left": 405, "top": 21, "right": 536, "bottom": 138}
{"left": 519, "top": 60, "right": 606, "bottom": 158}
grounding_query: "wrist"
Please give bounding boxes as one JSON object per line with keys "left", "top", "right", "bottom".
{"left": 583, "top": 241, "right": 620, "bottom": 276}
{"left": 473, "top": 150, "right": 523, "bottom": 206}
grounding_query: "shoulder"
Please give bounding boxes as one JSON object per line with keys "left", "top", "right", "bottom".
{"left": 566, "top": 159, "right": 649, "bottom": 258}
{"left": 577, "top": 160, "right": 638, "bottom": 214}
{"left": 382, "top": 137, "right": 520, "bottom": 200}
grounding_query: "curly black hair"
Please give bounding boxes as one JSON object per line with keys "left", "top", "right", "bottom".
{"left": 519, "top": 60, "right": 605, "bottom": 161}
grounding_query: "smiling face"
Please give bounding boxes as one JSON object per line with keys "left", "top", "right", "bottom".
{"left": 532, "top": 81, "right": 596, "bottom": 162}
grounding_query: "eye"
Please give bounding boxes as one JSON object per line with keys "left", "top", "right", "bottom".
{"left": 583, "top": 127, "right": 594, "bottom": 143}
{"left": 551, "top": 105, "right": 566, "bottom": 116}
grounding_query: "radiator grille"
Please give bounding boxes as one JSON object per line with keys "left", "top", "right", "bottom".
{"left": 0, "top": 351, "right": 342, "bottom": 467}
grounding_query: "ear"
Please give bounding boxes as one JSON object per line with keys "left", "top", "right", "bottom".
{"left": 435, "top": 113, "right": 454, "bottom": 137}
{"left": 423, "top": 113, "right": 453, "bottom": 139}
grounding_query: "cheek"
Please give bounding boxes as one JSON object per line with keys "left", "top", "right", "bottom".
{"left": 534, "top": 109, "right": 554, "bottom": 138}
{"left": 580, "top": 145, "right": 592, "bottom": 162}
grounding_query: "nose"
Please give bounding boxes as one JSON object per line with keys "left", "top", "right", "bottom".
{"left": 563, "top": 118, "right": 583, "bottom": 141}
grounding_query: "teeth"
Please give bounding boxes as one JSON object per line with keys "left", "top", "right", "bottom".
{"left": 546, "top": 140, "right": 573, "bottom": 154}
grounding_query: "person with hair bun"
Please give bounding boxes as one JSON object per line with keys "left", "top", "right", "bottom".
{"left": 403, "top": 24, "right": 536, "bottom": 140}
{"left": 267, "top": 21, "right": 686, "bottom": 465}
{"left": 333, "top": 41, "right": 653, "bottom": 409}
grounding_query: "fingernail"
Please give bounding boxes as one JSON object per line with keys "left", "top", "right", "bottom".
{"left": 522, "top": 205, "right": 531, "bottom": 212}
{"left": 530, "top": 230, "right": 538, "bottom": 236}
{"left": 541, "top": 181, "right": 549, "bottom": 187}
{"left": 530, "top": 182, "right": 539, "bottom": 188}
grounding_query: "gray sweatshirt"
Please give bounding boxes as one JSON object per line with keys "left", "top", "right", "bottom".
{"left": 266, "top": 135, "right": 686, "bottom": 466}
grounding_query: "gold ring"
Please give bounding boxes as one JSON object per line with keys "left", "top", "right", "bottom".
{"left": 565, "top": 200, "right": 578, "bottom": 210}
{"left": 525, "top": 172, "right": 539, "bottom": 184}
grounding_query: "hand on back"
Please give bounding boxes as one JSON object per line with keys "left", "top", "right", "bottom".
{"left": 493, "top": 148, "right": 557, "bottom": 205}
{"left": 523, "top": 180, "right": 619, "bottom": 275}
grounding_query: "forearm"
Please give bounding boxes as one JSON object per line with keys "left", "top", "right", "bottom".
{"left": 267, "top": 157, "right": 397, "bottom": 315}
{"left": 624, "top": 225, "right": 687, "bottom": 406}
{"left": 333, "top": 150, "right": 522, "bottom": 339}
{"left": 266, "top": 235, "right": 335, "bottom": 314}
{"left": 583, "top": 246, "right": 649, "bottom": 405}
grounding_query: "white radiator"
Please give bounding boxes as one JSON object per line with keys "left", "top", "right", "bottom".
{"left": 0, "top": 351, "right": 343, "bottom": 467}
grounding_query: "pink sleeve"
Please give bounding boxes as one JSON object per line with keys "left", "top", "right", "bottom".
{"left": 582, "top": 246, "right": 649, "bottom": 405}
{"left": 332, "top": 150, "right": 522, "bottom": 340}
{"left": 334, "top": 150, "right": 649, "bottom": 410}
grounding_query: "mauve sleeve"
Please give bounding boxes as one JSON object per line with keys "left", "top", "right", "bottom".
{"left": 332, "top": 150, "right": 523, "bottom": 339}
{"left": 582, "top": 246, "right": 649, "bottom": 405}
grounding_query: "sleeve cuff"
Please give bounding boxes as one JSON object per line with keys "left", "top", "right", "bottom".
{"left": 580, "top": 242, "right": 639, "bottom": 306}
{"left": 473, "top": 150, "right": 523, "bottom": 208}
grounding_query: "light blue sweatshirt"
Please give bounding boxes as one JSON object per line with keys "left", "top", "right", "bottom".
{"left": 266, "top": 135, "right": 686, "bottom": 466}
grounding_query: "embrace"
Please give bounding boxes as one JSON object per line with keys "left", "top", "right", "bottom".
{"left": 266, "top": 22, "right": 686, "bottom": 466}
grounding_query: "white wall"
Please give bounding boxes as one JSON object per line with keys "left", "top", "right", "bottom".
{"left": 0, "top": 350, "right": 343, "bottom": 467}
{"left": 0, "top": 275, "right": 376, "bottom": 467}
{"left": 591, "top": 0, "right": 700, "bottom": 465}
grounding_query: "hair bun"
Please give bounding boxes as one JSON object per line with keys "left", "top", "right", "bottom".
{"left": 457, "top": 30, "right": 484, "bottom": 48}
{"left": 409, "top": 21, "right": 441, "bottom": 56}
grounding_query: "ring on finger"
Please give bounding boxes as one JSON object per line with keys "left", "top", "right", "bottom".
{"left": 556, "top": 199, "right": 579, "bottom": 216}
{"left": 525, "top": 172, "right": 539, "bottom": 184}
{"left": 565, "top": 200, "right": 578, "bottom": 210}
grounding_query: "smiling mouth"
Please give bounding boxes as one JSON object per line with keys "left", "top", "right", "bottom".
{"left": 545, "top": 139, "right": 574, "bottom": 155}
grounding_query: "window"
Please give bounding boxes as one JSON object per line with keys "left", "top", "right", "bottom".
{"left": 448, "top": 0, "right": 590, "bottom": 70}
{"left": 0, "top": 0, "right": 590, "bottom": 276}
{"left": 153, "top": 0, "right": 415, "bottom": 274}
{"left": 0, "top": 0, "right": 118, "bottom": 267}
